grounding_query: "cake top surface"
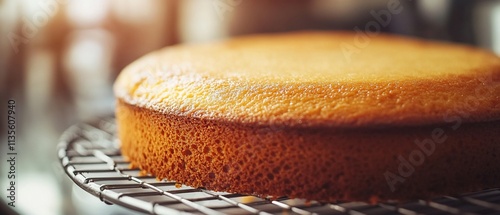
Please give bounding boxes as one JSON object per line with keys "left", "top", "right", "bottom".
{"left": 114, "top": 31, "right": 500, "bottom": 128}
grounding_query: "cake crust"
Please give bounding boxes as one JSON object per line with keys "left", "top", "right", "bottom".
{"left": 114, "top": 31, "right": 500, "bottom": 128}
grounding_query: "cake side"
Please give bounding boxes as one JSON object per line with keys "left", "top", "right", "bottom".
{"left": 114, "top": 31, "right": 500, "bottom": 128}
{"left": 116, "top": 99, "right": 500, "bottom": 202}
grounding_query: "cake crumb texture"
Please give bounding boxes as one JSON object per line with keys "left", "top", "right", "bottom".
{"left": 117, "top": 100, "right": 500, "bottom": 202}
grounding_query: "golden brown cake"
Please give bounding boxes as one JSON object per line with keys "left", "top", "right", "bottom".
{"left": 114, "top": 31, "right": 500, "bottom": 202}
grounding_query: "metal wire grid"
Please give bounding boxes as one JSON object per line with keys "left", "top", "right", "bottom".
{"left": 57, "top": 117, "right": 500, "bottom": 215}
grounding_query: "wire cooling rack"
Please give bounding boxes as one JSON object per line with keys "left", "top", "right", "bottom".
{"left": 58, "top": 117, "right": 500, "bottom": 215}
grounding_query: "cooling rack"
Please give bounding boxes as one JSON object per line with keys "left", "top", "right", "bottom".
{"left": 58, "top": 117, "right": 500, "bottom": 215}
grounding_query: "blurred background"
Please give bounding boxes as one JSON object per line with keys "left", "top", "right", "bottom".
{"left": 0, "top": 0, "right": 499, "bottom": 214}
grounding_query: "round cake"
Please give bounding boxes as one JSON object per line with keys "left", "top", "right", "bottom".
{"left": 114, "top": 31, "right": 500, "bottom": 202}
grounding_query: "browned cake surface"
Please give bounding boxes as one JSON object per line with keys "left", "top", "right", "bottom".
{"left": 114, "top": 31, "right": 500, "bottom": 127}
{"left": 114, "top": 31, "right": 500, "bottom": 202}
{"left": 117, "top": 100, "right": 500, "bottom": 201}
